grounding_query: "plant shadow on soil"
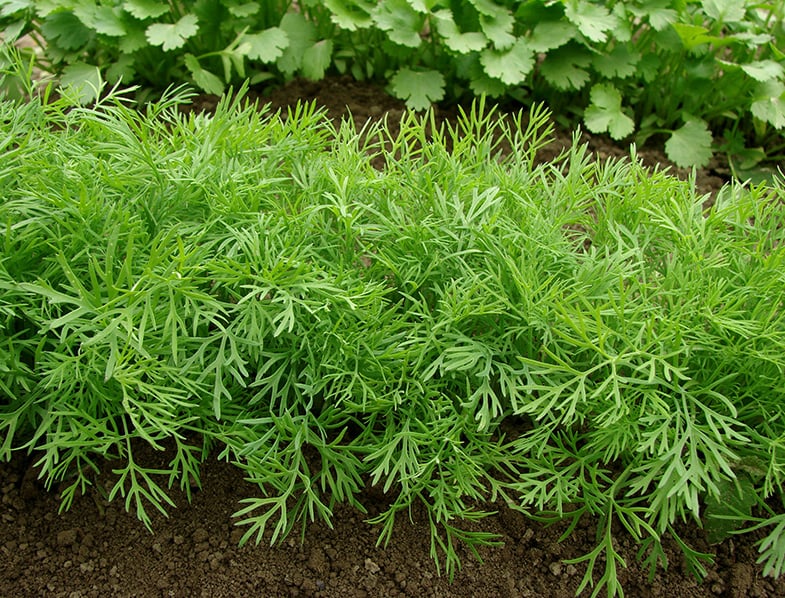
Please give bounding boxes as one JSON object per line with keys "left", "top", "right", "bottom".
{"left": 1, "top": 76, "right": 780, "bottom": 598}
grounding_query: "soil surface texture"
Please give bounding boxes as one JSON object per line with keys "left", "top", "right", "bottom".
{"left": 1, "top": 76, "right": 778, "bottom": 598}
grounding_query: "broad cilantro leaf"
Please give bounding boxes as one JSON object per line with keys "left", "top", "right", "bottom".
{"left": 701, "top": 0, "right": 745, "bottom": 24}
{"left": 432, "top": 9, "right": 486, "bottom": 54}
{"left": 751, "top": 81, "right": 785, "bottom": 129}
{"left": 73, "top": 4, "right": 126, "bottom": 37}
{"left": 146, "top": 14, "right": 198, "bottom": 51}
{"left": 123, "top": 0, "right": 169, "bottom": 20}
{"left": 584, "top": 83, "right": 634, "bottom": 140}
{"left": 40, "top": 12, "right": 92, "bottom": 50}
{"left": 638, "top": 53, "right": 662, "bottom": 83}
{"left": 469, "top": 72, "right": 507, "bottom": 97}
{"left": 323, "top": 0, "right": 374, "bottom": 31}
{"left": 704, "top": 476, "right": 757, "bottom": 545}
{"left": 456, "top": 54, "right": 507, "bottom": 97}
{"left": 735, "top": 32, "right": 773, "bottom": 49}
{"left": 389, "top": 67, "right": 444, "bottom": 111}
{"left": 302, "top": 39, "right": 333, "bottom": 80}
{"left": 184, "top": 53, "right": 224, "bottom": 95}
{"left": 741, "top": 60, "right": 784, "bottom": 83}
{"left": 480, "top": 38, "right": 534, "bottom": 85}
{"left": 106, "top": 54, "right": 136, "bottom": 84}
{"left": 665, "top": 118, "right": 713, "bottom": 168}
{"left": 226, "top": 1, "right": 259, "bottom": 18}
{"left": 539, "top": 46, "right": 591, "bottom": 90}
{"left": 2, "top": 19, "right": 26, "bottom": 41}
{"left": 60, "top": 62, "right": 102, "bottom": 104}
{"left": 118, "top": 26, "right": 148, "bottom": 53}
{"left": 592, "top": 45, "right": 641, "bottom": 79}
{"left": 372, "top": 0, "right": 423, "bottom": 48}
{"left": 629, "top": 0, "right": 677, "bottom": 31}
{"left": 479, "top": 12, "right": 515, "bottom": 50}
{"left": 671, "top": 23, "right": 725, "bottom": 50}
{"left": 529, "top": 21, "right": 578, "bottom": 52}
{"left": 278, "top": 12, "right": 315, "bottom": 74}
{"left": 241, "top": 27, "right": 289, "bottom": 63}
{"left": 564, "top": 0, "right": 616, "bottom": 43}
{"left": 611, "top": 4, "right": 632, "bottom": 43}
{"left": 469, "top": 0, "right": 504, "bottom": 17}
{"left": 1, "top": 0, "right": 33, "bottom": 16}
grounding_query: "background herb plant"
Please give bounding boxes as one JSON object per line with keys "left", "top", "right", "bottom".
{"left": 1, "top": 60, "right": 785, "bottom": 597}
{"left": 2, "top": 0, "right": 784, "bottom": 170}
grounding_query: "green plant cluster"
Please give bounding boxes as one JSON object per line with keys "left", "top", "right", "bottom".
{"left": 2, "top": 65, "right": 785, "bottom": 596}
{"left": 1, "top": 0, "right": 784, "bottom": 171}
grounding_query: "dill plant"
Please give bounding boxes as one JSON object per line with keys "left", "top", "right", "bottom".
{"left": 0, "top": 74, "right": 784, "bottom": 597}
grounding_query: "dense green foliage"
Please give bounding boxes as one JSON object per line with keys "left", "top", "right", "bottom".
{"left": 1, "top": 0, "right": 784, "bottom": 170}
{"left": 1, "top": 68, "right": 785, "bottom": 596}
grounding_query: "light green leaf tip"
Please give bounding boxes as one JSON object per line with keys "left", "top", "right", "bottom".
{"left": 146, "top": 14, "right": 199, "bottom": 51}
{"left": 480, "top": 38, "right": 534, "bottom": 86}
{"left": 389, "top": 68, "right": 445, "bottom": 111}
{"left": 583, "top": 83, "right": 634, "bottom": 140}
{"left": 60, "top": 62, "right": 103, "bottom": 104}
{"left": 665, "top": 118, "right": 713, "bottom": 168}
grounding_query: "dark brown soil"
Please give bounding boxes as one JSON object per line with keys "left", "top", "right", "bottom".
{"left": 1, "top": 76, "right": 777, "bottom": 598}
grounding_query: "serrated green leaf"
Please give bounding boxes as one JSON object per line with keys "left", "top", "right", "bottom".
{"left": 741, "top": 60, "right": 784, "bottom": 83}
{"left": 278, "top": 12, "right": 315, "bottom": 75}
{"left": 432, "top": 9, "right": 486, "bottom": 54}
{"left": 564, "top": 0, "right": 616, "bottom": 43}
{"left": 592, "top": 45, "right": 641, "bottom": 79}
{"left": 629, "top": 0, "right": 677, "bottom": 31}
{"left": 665, "top": 118, "right": 713, "bottom": 168}
{"left": 227, "top": 1, "right": 259, "bottom": 18}
{"left": 610, "top": 3, "right": 632, "bottom": 43}
{"left": 372, "top": 0, "right": 423, "bottom": 48}
{"left": 584, "top": 83, "right": 634, "bottom": 140}
{"left": 389, "top": 67, "right": 444, "bottom": 111}
{"left": 1, "top": 0, "right": 33, "bottom": 16}
{"left": 40, "top": 12, "right": 92, "bottom": 50}
{"left": 539, "top": 46, "right": 590, "bottom": 90}
{"left": 118, "top": 26, "right": 148, "bottom": 53}
{"left": 184, "top": 53, "right": 225, "bottom": 95}
{"left": 456, "top": 53, "right": 506, "bottom": 97}
{"left": 302, "top": 39, "right": 333, "bottom": 80}
{"left": 145, "top": 14, "right": 199, "bottom": 51}
{"left": 671, "top": 23, "right": 728, "bottom": 50}
{"left": 701, "top": 0, "right": 745, "bottom": 24}
{"left": 735, "top": 32, "right": 773, "bottom": 50}
{"left": 73, "top": 4, "right": 127, "bottom": 36}
{"left": 638, "top": 53, "right": 662, "bottom": 83}
{"left": 480, "top": 38, "right": 534, "bottom": 85}
{"left": 479, "top": 12, "right": 515, "bottom": 50}
{"left": 2, "top": 19, "right": 26, "bottom": 41}
{"left": 469, "top": 0, "right": 504, "bottom": 17}
{"left": 241, "top": 27, "right": 289, "bottom": 63}
{"left": 106, "top": 54, "right": 136, "bottom": 84}
{"left": 59, "top": 62, "right": 102, "bottom": 104}
{"left": 469, "top": 73, "right": 507, "bottom": 97}
{"left": 123, "top": 0, "right": 169, "bottom": 20}
{"left": 751, "top": 81, "right": 785, "bottom": 129}
{"left": 323, "top": 0, "right": 374, "bottom": 31}
{"left": 529, "top": 21, "right": 578, "bottom": 53}
{"left": 704, "top": 476, "right": 757, "bottom": 544}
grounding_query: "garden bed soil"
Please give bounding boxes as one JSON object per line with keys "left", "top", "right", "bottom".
{"left": 1, "top": 77, "right": 777, "bottom": 598}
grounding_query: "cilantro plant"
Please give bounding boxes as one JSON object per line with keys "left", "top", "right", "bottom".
{"left": 2, "top": 0, "right": 784, "bottom": 168}
{"left": 0, "top": 0, "right": 337, "bottom": 97}
{"left": 2, "top": 63, "right": 785, "bottom": 596}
